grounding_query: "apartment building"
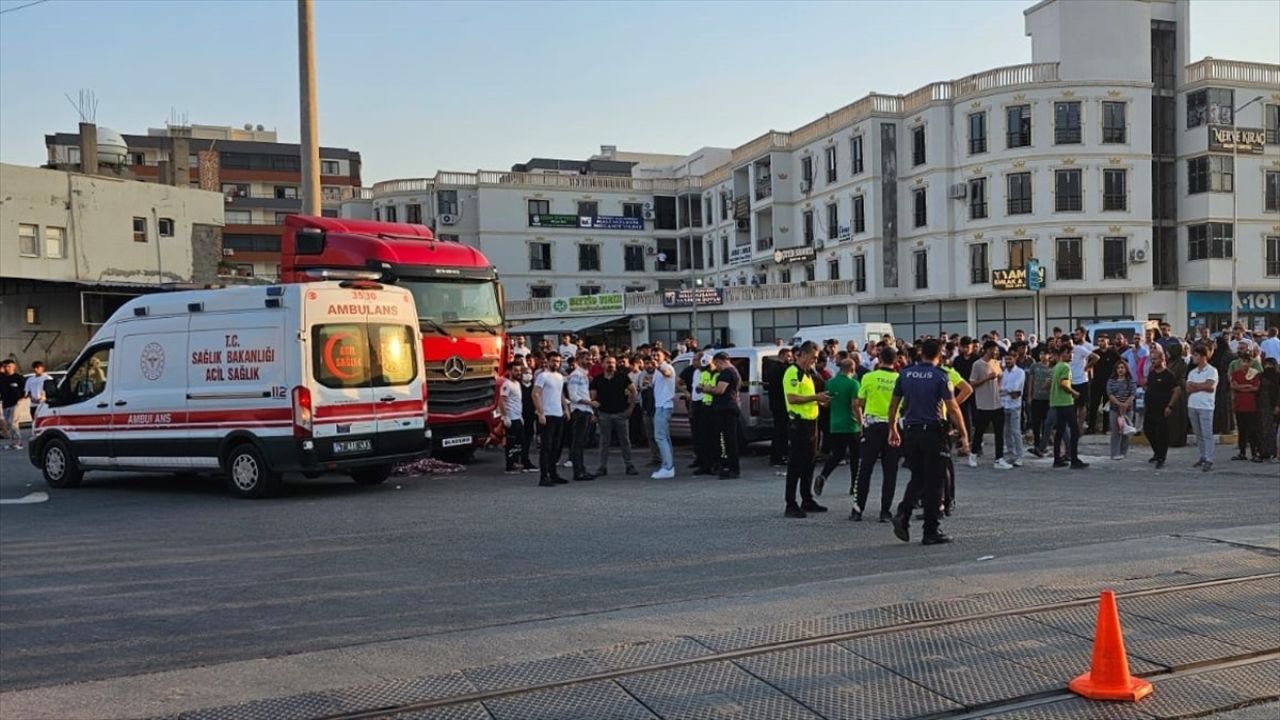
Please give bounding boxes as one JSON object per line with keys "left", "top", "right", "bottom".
{"left": 365, "top": 0, "right": 1280, "bottom": 347}
{"left": 45, "top": 123, "right": 365, "bottom": 281}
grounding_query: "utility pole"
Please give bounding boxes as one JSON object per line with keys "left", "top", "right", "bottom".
{"left": 297, "top": 0, "right": 321, "bottom": 216}
{"left": 1229, "top": 95, "right": 1264, "bottom": 330}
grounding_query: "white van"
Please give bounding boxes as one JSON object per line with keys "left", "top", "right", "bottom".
{"left": 28, "top": 281, "right": 430, "bottom": 498}
{"left": 669, "top": 346, "right": 780, "bottom": 444}
{"left": 790, "top": 322, "right": 895, "bottom": 349}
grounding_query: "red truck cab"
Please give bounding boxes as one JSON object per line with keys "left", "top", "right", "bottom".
{"left": 279, "top": 215, "right": 504, "bottom": 459}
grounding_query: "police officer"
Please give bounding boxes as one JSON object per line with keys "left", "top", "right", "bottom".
{"left": 696, "top": 354, "right": 719, "bottom": 474}
{"left": 888, "top": 339, "right": 969, "bottom": 545}
{"left": 783, "top": 341, "right": 830, "bottom": 518}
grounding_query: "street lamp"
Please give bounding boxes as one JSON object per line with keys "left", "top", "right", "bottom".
{"left": 1230, "top": 94, "right": 1264, "bottom": 329}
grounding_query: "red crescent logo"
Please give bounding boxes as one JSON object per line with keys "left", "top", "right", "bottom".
{"left": 323, "top": 333, "right": 359, "bottom": 379}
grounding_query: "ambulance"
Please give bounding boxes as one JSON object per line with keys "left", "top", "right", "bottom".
{"left": 28, "top": 281, "right": 431, "bottom": 498}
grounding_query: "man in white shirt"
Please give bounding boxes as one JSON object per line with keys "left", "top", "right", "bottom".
{"left": 533, "top": 353, "right": 570, "bottom": 486}
{"left": 499, "top": 364, "right": 526, "bottom": 473}
{"left": 566, "top": 350, "right": 596, "bottom": 481}
{"left": 1186, "top": 344, "right": 1219, "bottom": 472}
{"left": 511, "top": 336, "right": 531, "bottom": 360}
{"left": 558, "top": 335, "right": 578, "bottom": 361}
{"left": 650, "top": 348, "right": 677, "bottom": 478}
{"left": 24, "top": 361, "right": 49, "bottom": 408}
{"left": 998, "top": 353, "right": 1026, "bottom": 469}
{"left": 1260, "top": 327, "right": 1280, "bottom": 363}
{"left": 1069, "top": 333, "right": 1095, "bottom": 428}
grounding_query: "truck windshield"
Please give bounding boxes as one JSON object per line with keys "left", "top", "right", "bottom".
{"left": 401, "top": 279, "right": 502, "bottom": 327}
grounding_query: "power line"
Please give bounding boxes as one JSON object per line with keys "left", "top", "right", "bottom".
{"left": 0, "top": 0, "right": 51, "bottom": 15}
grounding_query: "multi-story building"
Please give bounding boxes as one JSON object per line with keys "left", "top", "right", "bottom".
{"left": 45, "top": 123, "right": 365, "bottom": 281}
{"left": 364, "top": 0, "right": 1280, "bottom": 347}
{"left": 0, "top": 159, "right": 224, "bottom": 367}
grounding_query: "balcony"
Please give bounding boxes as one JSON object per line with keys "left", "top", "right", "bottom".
{"left": 505, "top": 280, "right": 855, "bottom": 320}
{"left": 1185, "top": 58, "right": 1280, "bottom": 86}
{"left": 754, "top": 177, "right": 773, "bottom": 201}
{"left": 756, "top": 235, "right": 774, "bottom": 252}
{"left": 733, "top": 197, "right": 750, "bottom": 220}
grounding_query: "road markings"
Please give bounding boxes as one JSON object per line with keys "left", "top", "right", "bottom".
{"left": 0, "top": 491, "right": 50, "bottom": 505}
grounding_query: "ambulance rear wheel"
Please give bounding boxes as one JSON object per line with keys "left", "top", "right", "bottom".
{"left": 224, "top": 443, "right": 281, "bottom": 499}
{"left": 42, "top": 439, "right": 83, "bottom": 489}
{"left": 350, "top": 464, "right": 392, "bottom": 486}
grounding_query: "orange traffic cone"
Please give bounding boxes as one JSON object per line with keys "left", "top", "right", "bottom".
{"left": 1068, "top": 590, "right": 1154, "bottom": 702}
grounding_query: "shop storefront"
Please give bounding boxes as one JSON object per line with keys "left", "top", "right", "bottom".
{"left": 1186, "top": 291, "right": 1280, "bottom": 333}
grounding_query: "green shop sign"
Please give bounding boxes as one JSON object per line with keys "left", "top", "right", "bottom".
{"left": 550, "top": 293, "right": 625, "bottom": 315}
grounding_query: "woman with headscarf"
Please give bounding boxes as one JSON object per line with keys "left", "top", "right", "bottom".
{"left": 1212, "top": 335, "right": 1235, "bottom": 434}
{"left": 1166, "top": 342, "right": 1190, "bottom": 448}
{"left": 1257, "top": 357, "right": 1279, "bottom": 461}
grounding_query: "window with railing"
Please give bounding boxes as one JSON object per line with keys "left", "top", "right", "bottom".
{"left": 1103, "top": 169, "right": 1127, "bottom": 211}
{"left": 969, "top": 243, "right": 988, "bottom": 284}
{"left": 1266, "top": 236, "right": 1280, "bottom": 277}
{"left": 437, "top": 190, "right": 459, "bottom": 215}
{"left": 825, "top": 146, "right": 837, "bottom": 183}
{"left": 1267, "top": 104, "right": 1280, "bottom": 144}
{"left": 1054, "top": 101, "right": 1082, "bottom": 144}
{"left": 804, "top": 263, "right": 816, "bottom": 282}
{"left": 1007, "top": 105, "right": 1032, "bottom": 148}
{"left": 801, "top": 157, "right": 814, "bottom": 188}
{"left": 529, "top": 242, "right": 552, "bottom": 270}
{"left": 528, "top": 199, "right": 550, "bottom": 217}
{"left": 826, "top": 203, "right": 839, "bottom": 240}
{"left": 1102, "top": 101, "right": 1127, "bottom": 143}
{"left": 578, "top": 201, "right": 598, "bottom": 217}
{"left": 854, "top": 255, "right": 866, "bottom": 292}
{"left": 274, "top": 185, "right": 299, "bottom": 200}
{"left": 1102, "top": 237, "right": 1127, "bottom": 279}
{"left": 1187, "top": 222, "right": 1233, "bottom": 261}
{"left": 913, "top": 188, "right": 927, "bottom": 227}
{"left": 623, "top": 202, "right": 644, "bottom": 220}
{"left": 1055, "top": 237, "right": 1083, "bottom": 280}
{"left": 1008, "top": 239, "right": 1033, "bottom": 268}
{"left": 852, "top": 195, "right": 866, "bottom": 233}
{"left": 757, "top": 235, "right": 773, "bottom": 251}
{"left": 914, "top": 250, "right": 928, "bottom": 289}
{"left": 406, "top": 203, "right": 423, "bottom": 224}
{"left": 579, "top": 285, "right": 601, "bottom": 296}
{"left": 969, "top": 177, "right": 988, "bottom": 220}
{"left": 1265, "top": 171, "right": 1279, "bottom": 212}
{"left": 1055, "top": 169, "right": 1082, "bottom": 212}
{"left": 851, "top": 136, "right": 864, "bottom": 175}
{"left": 969, "top": 112, "right": 987, "bottom": 154}
{"left": 912, "top": 126, "right": 926, "bottom": 166}
{"left": 803, "top": 211, "right": 814, "bottom": 244}
{"left": 578, "top": 244, "right": 600, "bottom": 272}
{"left": 384, "top": 205, "right": 398, "bottom": 222}
{"left": 828, "top": 259, "right": 840, "bottom": 280}
{"left": 623, "top": 246, "right": 645, "bottom": 272}
{"left": 530, "top": 286, "right": 553, "bottom": 299}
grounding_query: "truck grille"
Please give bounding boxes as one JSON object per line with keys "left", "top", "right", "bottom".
{"left": 425, "top": 360, "right": 497, "bottom": 416}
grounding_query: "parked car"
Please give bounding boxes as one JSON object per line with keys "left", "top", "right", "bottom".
{"left": 669, "top": 346, "right": 783, "bottom": 445}
{"left": 1083, "top": 320, "right": 1158, "bottom": 345}
{"left": 13, "top": 371, "right": 66, "bottom": 428}
{"left": 790, "top": 322, "right": 895, "bottom": 348}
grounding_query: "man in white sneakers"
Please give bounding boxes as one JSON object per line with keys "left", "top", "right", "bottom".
{"left": 533, "top": 353, "right": 570, "bottom": 486}
{"left": 650, "top": 348, "right": 677, "bottom": 479}
{"left": 998, "top": 352, "right": 1026, "bottom": 469}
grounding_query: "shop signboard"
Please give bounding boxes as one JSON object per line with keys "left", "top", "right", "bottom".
{"left": 1207, "top": 125, "right": 1265, "bottom": 155}
{"left": 773, "top": 245, "right": 817, "bottom": 264}
{"left": 662, "top": 287, "right": 724, "bottom": 308}
{"left": 992, "top": 265, "right": 1047, "bottom": 290}
{"left": 549, "top": 293, "right": 625, "bottom": 315}
{"left": 528, "top": 214, "right": 644, "bottom": 230}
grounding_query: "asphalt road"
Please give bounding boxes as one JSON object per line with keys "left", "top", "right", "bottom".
{"left": 1, "top": 433, "right": 1277, "bottom": 693}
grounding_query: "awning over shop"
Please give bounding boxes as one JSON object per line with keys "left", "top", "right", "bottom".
{"left": 509, "top": 314, "right": 628, "bottom": 336}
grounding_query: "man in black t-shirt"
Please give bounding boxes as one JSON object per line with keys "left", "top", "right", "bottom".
{"left": 765, "top": 348, "right": 793, "bottom": 467}
{"left": 706, "top": 351, "right": 742, "bottom": 478}
{"left": 1087, "top": 334, "right": 1121, "bottom": 434}
{"left": 1142, "top": 346, "right": 1181, "bottom": 468}
{"left": 0, "top": 360, "right": 26, "bottom": 449}
{"left": 591, "top": 356, "right": 636, "bottom": 476}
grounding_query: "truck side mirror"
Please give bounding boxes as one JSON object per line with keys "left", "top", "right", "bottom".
{"left": 295, "top": 228, "right": 325, "bottom": 255}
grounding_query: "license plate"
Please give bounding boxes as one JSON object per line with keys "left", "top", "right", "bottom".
{"left": 333, "top": 439, "right": 372, "bottom": 454}
{"left": 440, "top": 435, "right": 473, "bottom": 448}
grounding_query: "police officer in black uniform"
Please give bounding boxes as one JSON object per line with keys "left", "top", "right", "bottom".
{"left": 887, "top": 339, "right": 969, "bottom": 545}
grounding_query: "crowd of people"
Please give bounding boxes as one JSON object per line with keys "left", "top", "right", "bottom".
{"left": 501, "top": 323, "right": 1280, "bottom": 542}
{"left": 0, "top": 359, "right": 50, "bottom": 451}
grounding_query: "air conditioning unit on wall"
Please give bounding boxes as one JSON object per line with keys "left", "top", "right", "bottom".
{"left": 948, "top": 183, "right": 968, "bottom": 199}
{"left": 438, "top": 213, "right": 457, "bottom": 225}
{"left": 1129, "top": 247, "right": 1148, "bottom": 263}
{"left": 629, "top": 317, "right": 646, "bottom": 331}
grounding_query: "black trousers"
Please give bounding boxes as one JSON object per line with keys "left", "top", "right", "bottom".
{"left": 1030, "top": 399, "right": 1049, "bottom": 449}
{"left": 521, "top": 416, "right": 536, "bottom": 467}
{"left": 690, "top": 403, "right": 708, "bottom": 468}
{"left": 971, "top": 408, "right": 1004, "bottom": 459}
{"left": 505, "top": 419, "right": 525, "bottom": 470}
{"left": 1087, "top": 381, "right": 1107, "bottom": 432}
{"left": 856, "top": 423, "right": 899, "bottom": 515}
{"left": 1145, "top": 409, "right": 1168, "bottom": 462}
{"left": 1052, "top": 405, "right": 1080, "bottom": 462}
{"left": 539, "top": 416, "right": 564, "bottom": 481}
{"left": 819, "top": 431, "right": 860, "bottom": 487}
{"left": 1236, "top": 411, "right": 1261, "bottom": 457}
{"left": 714, "top": 406, "right": 741, "bottom": 473}
{"left": 770, "top": 408, "right": 789, "bottom": 465}
{"left": 785, "top": 418, "right": 817, "bottom": 507}
{"left": 896, "top": 424, "right": 946, "bottom": 536}
{"left": 570, "top": 410, "right": 592, "bottom": 478}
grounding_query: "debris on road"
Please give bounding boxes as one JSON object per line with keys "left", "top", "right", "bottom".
{"left": 394, "top": 457, "right": 466, "bottom": 476}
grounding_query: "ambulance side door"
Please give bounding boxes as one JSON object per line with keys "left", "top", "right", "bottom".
{"left": 111, "top": 316, "right": 190, "bottom": 468}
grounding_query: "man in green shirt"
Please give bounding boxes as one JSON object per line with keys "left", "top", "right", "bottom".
{"left": 854, "top": 347, "right": 901, "bottom": 523}
{"left": 1050, "top": 344, "right": 1086, "bottom": 468}
{"left": 815, "top": 358, "right": 861, "bottom": 503}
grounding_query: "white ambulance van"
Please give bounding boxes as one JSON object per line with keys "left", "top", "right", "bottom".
{"left": 28, "top": 281, "right": 430, "bottom": 498}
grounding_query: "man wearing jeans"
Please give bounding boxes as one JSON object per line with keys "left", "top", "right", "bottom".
{"left": 592, "top": 355, "right": 637, "bottom": 477}
{"left": 999, "top": 352, "right": 1026, "bottom": 468}
{"left": 650, "top": 349, "right": 677, "bottom": 479}
{"left": 1187, "top": 344, "right": 1219, "bottom": 472}
{"left": 1051, "top": 344, "right": 1088, "bottom": 469}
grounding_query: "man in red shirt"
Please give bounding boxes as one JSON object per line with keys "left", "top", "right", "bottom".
{"left": 1230, "top": 347, "right": 1263, "bottom": 461}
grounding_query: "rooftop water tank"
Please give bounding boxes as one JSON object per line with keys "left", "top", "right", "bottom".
{"left": 96, "top": 127, "right": 128, "bottom": 166}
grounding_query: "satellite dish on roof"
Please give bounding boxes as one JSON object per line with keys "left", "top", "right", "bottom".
{"left": 96, "top": 127, "right": 128, "bottom": 166}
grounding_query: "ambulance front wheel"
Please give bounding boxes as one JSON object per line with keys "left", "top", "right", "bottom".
{"left": 350, "top": 464, "right": 392, "bottom": 486}
{"left": 42, "top": 439, "right": 83, "bottom": 489}
{"left": 224, "top": 443, "right": 281, "bottom": 499}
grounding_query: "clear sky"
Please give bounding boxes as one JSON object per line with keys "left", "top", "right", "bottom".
{"left": 1, "top": 0, "right": 1276, "bottom": 183}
